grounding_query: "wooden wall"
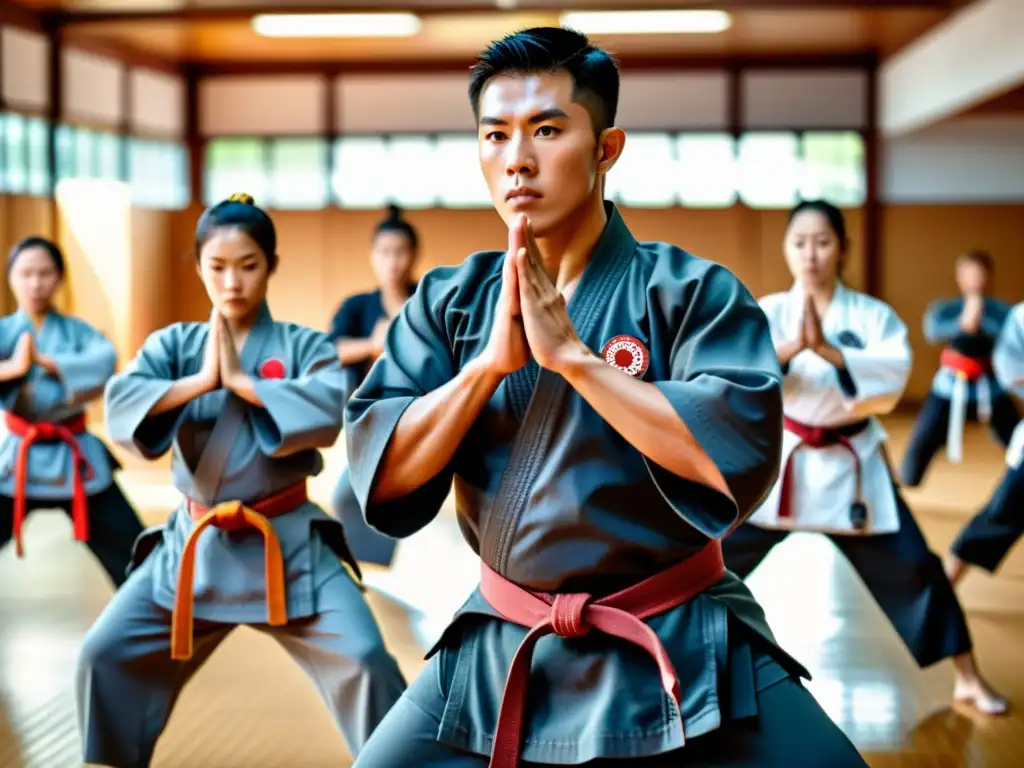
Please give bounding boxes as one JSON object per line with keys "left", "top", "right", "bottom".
{"left": 156, "top": 201, "right": 1023, "bottom": 404}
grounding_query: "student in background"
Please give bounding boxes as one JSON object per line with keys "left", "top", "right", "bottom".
{"left": 328, "top": 205, "right": 420, "bottom": 565}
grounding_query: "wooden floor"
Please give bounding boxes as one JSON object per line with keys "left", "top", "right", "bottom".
{"left": 2, "top": 412, "right": 1023, "bottom": 767}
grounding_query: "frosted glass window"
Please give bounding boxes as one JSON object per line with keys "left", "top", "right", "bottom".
{"left": 26, "top": 117, "right": 50, "bottom": 196}
{"left": 675, "top": 133, "right": 737, "bottom": 208}
{"left": 605, "top": 132, "right": 677, "bottom": 207}
{"left": 737, "top": 132, "right": 801, "bottom": 209}
{"left": 4, "top": 113, "right": 27, "bottom": 192}
{"left": 267, "top": 138, "right": 329, "bottom": 209}
{"left": 204, "top": 138, "right": 267, "bottom": 206}
{"left": 332, "top": 136, "right": 391, "bottom": 209}
{"left": 434, "top": 134, "right": 491, "bottom": 207}
{"left": 386, "top": 135, "right": 438, "bottom": 209}
{"left": 801, "top": 131, "right": 866, "bottom": 206}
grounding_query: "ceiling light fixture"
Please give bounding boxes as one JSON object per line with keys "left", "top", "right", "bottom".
{"left": 252, "top": 13, "right": 422, "bottom": 38}
{"left": 559, "top": 10, "right": 732, "bottom": 35}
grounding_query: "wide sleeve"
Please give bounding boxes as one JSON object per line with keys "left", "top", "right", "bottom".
{"left": 923, "top": 299, "right": 961, "bottom": 344}
{"left": 993, "top": 303, "right": 1024, "bottom": 398}
{"left": 104, "top": 325, "right": 188, "bottom": 460}
{"left": 249, "top": 330, "right": 345, "bottom": 457}
{"left": 649, "top": 263, "right": 784, "bottom": 538}
{"left": 344, "top": 269, "right": 458, "bottom": 539}
{"left": 836, "top": 302, "right": 911, "bottom": 419}
{"left": 52, "top": 321, "right": 117, "bottom": 404}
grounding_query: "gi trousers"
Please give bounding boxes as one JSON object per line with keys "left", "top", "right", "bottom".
{"left": 352, "top": 654, "right": 867, "bottom": 767}
{"left": 722, "top": 484, "right": 973, "bottom": 668}
{"left": 76, "top": 552, "right": 408, "bottom": 768}
{"left": 0, "top": 482, "right": 143, "bottom": 587}
{"left": 952, "top": 461, "right": 1024, "bottom": 572}
{"left": 900, "top": 391, "right": 1019, "bottom": 487}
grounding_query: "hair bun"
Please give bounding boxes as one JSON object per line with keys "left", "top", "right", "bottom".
{"left": 227, "top": 192, "right": 255, "bottom": 206}
{"left": 385, "top": 203, "right": 403, "bottom": 221}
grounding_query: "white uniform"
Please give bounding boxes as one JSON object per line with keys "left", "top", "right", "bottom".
{"left": 749, "top": 281, "right": 911, "bottom": 535}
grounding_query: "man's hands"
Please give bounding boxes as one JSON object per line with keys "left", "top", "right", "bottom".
{"left": 480, "top": 214, "right": 586, "bottom": 377}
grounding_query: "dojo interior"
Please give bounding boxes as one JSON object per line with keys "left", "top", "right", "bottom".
{"left": 1, "top": 0, "right": 1023, "bottom": 765}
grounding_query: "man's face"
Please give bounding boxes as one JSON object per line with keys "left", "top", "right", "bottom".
{"left": 477, "top": 71, "right": 603, "bottom": 237}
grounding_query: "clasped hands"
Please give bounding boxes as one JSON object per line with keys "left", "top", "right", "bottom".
{"left": 781, "top": 294, "right": 842, "bottom": 366}
{"left": 481, "top": 214, "right": 585, "bottom": 377}
{"left": 198, "top": 308, "right": 250, "bottom": 394}
{"left": 10, "top": 331, "right": 59, "bottom": 378}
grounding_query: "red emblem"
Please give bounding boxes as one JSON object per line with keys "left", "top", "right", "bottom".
{"left": 259, "top": 358, "right": 286, "bottom": 379}
{"left": 601, "top": 335, "right": 650, "bottom": 378}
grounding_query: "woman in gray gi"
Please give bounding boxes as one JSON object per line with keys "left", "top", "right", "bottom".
{"left": 75, "top": 194, "right": 407, "bottom": 768}
{"left": 0, "top": 236, "right": 143, "bottom": 585}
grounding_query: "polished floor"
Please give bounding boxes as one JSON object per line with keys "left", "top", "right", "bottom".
{"left": 1, "top": 412, "right": 1023, "bottom": 767}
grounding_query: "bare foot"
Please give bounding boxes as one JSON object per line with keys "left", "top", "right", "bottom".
{"left": 954, "top": 676, "right": 1009, "bottom": 715}
{"left": 945, "top": 554, "right": 969, "bottom": 586}
{"left": 953, "top": 652, "right": 1009, "bottom": 715}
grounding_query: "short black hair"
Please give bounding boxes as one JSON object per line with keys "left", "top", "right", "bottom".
{"left": 468, "top": 26, "right": 620, "bottom": 136}
{"left": 375, "top": 204, "right": 419, "bottom": 251}
{"left": 8, "top": 235, "right": 65, "bottom": 277}
{"left": 788, "top": 199, "right": 849, "bottom": 250}
{"left": 194, "top": 193, "right": 278, "bottom": 272}
{"left": 958, "top": 248, "right": 994, "bottom": 273}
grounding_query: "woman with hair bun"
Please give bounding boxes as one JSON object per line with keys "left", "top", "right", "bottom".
{"left": 76, "top": 194, "right": 407, "bottom": 767}
{"left": 329, "top": 204, "right": 420, "bottom": 566}
{"left": 327, "top": 203, "right": 420, "bottom": 400}
{"left": 0, "top": 235, "right": 143, "bottom": 585}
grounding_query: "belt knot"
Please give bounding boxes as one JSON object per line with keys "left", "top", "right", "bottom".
{"left": 211, "top": 501, "right": 248, "bottom": 531}
{"left": 550, "top": 593, "right": 592, "bottom": 638}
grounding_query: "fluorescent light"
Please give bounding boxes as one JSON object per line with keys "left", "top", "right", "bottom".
{"left": 252, "top": 13, "right": 422, "bottom": 38}
{"left": 560, "top": 10, "right": 732, "bottom": 35}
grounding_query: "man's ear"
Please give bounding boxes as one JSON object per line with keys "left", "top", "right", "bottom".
{"left": 596, "top": 127, "right": 626, "bottom": 175}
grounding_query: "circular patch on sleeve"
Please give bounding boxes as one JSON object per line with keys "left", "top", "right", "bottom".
{"left": 259, "top": 358, "right": 286, "bottom": 379}
{"left": 600, "top": 335, "right": 650, "bottom": 378}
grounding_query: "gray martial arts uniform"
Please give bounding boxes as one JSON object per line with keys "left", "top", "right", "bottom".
{"left": 75, "top": 302, "right": 406, "bottom": 768}
{"left": 901, "top": 296, "right": 1018, "bottom": 486}
{"left": 345, "top": 203, "right": 868, "bottom": 766}
{"left": 0, "top": 309, "right": 142, "bottom": 585}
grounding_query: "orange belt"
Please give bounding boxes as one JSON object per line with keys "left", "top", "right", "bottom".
{"left": 171, "top": 481, "right": 307, "bottom": 661}
{"left": 479, "top": 541, "right": 726, "bottom": 767}
{"left": 4, "top": 411, "right": 90, "bottom": 558}
{"left": 941, "top": 348, "right": 988, "bottom": 381}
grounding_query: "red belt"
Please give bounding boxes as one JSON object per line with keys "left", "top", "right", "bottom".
{"left": 4, "top": 411, "right": 90, "bottom": 558}
{"left": 479, "top": 540, "right": 726, "bottom": 768}
{"left": 171, "top": 481, "right": 307, "bottom": 661}
{"left": 778, "top": 416, "right": 867, "bottom": 528}
{"left": 940, "top": 348, "right": 988, "bottom": 381}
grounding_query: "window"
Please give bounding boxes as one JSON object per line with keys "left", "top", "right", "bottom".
{"left": 266, "top": 138, "right": 329, "bottom": 209}
{"left": 26, "top": 118, "right": 50, "bottom": 196}
{"left": 95, "top": 131, "right": 123, "bottom": 180}
{"left": 332, "top": 136, "right": 392, "bottom": 209}
{"left": 386, "top": 135, "right": 438, "bottom": 209}
{"left": 801, "top": 132, "right": 866, "bottom": 206}
{"left": 74, "top": 127, "right": 95, "bottom": 178}
{"left": 55, "top": 124, "right": 76, "bottom": 181}
{"left": 606, "top": 133, "right": 678, "bottom": 208}
{"left": 204, "top": 138, "right": 267, "bottom": 206}
{"left": 675, "top": 134, "right": 737, "bottom": 208}
{"left": 4, "top": 113, "right": 28, "bottom": 193}
{"left": 736, "top": 132, "right": 802, "bottom": 209}
{"left": 434, "top": 134, "right": 491, "bottom": 208}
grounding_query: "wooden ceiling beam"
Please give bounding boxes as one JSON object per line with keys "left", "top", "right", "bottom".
{"left": 51, "top": 1, "right": 955, "bottom": 28}
{"left": 193, "top": 50, "right": 878, "bottom": 77}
